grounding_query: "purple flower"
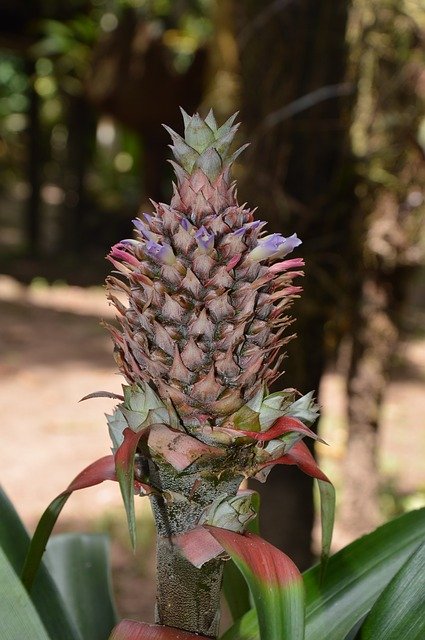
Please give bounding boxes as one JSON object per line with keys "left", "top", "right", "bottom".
{"left": 180, "top": 218, "right": 192, "bottom": 232}
{"left": 146, "top": 240, "right": 176, "bottom": 265}
{"left": 233, "top": 220, "right": 266, "bottom": 237}
{"left": 248, "top": 233, "right": 302, "bottom": 262}
{"left": 195, "top": 226, "right": 215, "bottom": 252}
{"left": 133, "top": 218, "right": 154, "bottom": 240}
{"left": 245, "top": 220, "right": 265, "bottom": 231}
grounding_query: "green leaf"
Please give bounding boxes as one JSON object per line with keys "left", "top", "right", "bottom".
{"left": 304, "top": 508, "right": 425, "bottom": 640}
{"left": 209, "top": 527, "right": 305, "bottom": 640}
{"left": 0, "top": 487, "right": 81, "bottom": 640}
{"left": 228, "top": 404, "right": 261, "bottom": 432}
{"left": 317, "top": 479, "right": 335, "bottom": 577}
{"left": 222, "top": 560, "right": 252, "bottom": 623}
{"left": 222, "top": 509, "right": 425, "bottom": 640}
{"left": 21, "top": 456, "right": 116, "bottom": 591}
{"left": 359, "top": 541, "right": 425, "bottom": 640}
{"left": 222, "top": 489, "right": 261, "bottom": 621}
{"left": 115, "top": 427, "right": 152, "bottom": 550}
{"left": 184, "top": 113, "right": 216, "bottom": 152}
{"left": 0, "top": 545, "right": 51, "bottom": 640}
{"left": 44, "top": 533, "right": 118, "bottom": 640}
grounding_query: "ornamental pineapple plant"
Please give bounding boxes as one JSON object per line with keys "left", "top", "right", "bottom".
{"left": 21, "top": 110, "right": 334, "bottom": 640}
{"left": 15, "top": 109, "right": 425, "bottom": 640}
{"left": 102, "top": 110, "right": 332, "bottom": 637}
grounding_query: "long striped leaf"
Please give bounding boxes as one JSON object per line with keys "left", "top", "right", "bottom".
{"left": 222, "top": 508, "right": 425, "bottom": 640}
{"left": 0, "top": 487, "right": 81, "bottom": 640}
{"left": 0, "top": 545, "right": 51, "bottom": 640}
{"left": 44, "top": 533, "right": 118, "bottom": 640}
{"left": 21, "top": 456, "right": 116, "bottom": 591}
{"left": 109, "top": 620, "right": 209, "bottom": 639}
{"left": 359, "top": 540, "right": 425, "bottom": 639}
{"left": 209, "top": 527, "right": 305, "bottom": 640}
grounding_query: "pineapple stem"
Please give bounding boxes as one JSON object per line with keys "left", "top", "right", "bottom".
{"left": 148, "top": 459, "right": 241, "bottom": 637}
{"left": 156, "top": 538, "right": 223, "bottom": 638}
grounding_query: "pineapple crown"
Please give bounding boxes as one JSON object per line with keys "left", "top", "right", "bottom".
{"left": 164, "top": 108, "right": 248, "bottom": 182}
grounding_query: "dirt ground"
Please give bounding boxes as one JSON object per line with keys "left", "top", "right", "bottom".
{"left": 1, "top": 274, "right": 424, "bottom": 621}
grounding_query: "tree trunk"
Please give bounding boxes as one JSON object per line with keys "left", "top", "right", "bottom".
{"left": 341, "top": 273, "right": 397, "bottom": 535}
{"left": 340, "top": 0, "right": 425, "bottom": 538}
{"left": 233, "top": 0, "right": 353, "bottom": 568}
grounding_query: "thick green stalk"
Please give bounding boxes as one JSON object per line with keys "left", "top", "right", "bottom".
{"left": 156, "top": 539, "right": 223, "bottom": 637}
{"left": 148, "top": 460, "right": 241, "bottom": 637}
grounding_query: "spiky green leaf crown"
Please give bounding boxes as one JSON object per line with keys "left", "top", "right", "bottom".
{"left": 164, "top": 110, "right": 248, "bottom": 181}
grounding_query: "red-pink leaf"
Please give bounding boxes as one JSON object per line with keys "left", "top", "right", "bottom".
{"left": 259, "top": 441, "right": 335, "bottom": 574}
{"left": 115, "top": 428, "right": 153, "bottom": 550}
{"left": 206, "top": 527, "right": 305, "bottom": 640}
{"left": 260, "top": 439, "right": 329, "bottom": 481}
{"left": 109, "top": 620, "right": 209, "bottom": 639}
{"left": 207, "top": 527, "right": 300, "bottom": 585}
{"left": 66, "top": 455, "right": 117, "bottom": 492}
{"left": 148, "top": 424, "right": 225, "bottom": 471}
{"left": 172, "top": 526, "right": 224, "bottom": 568}
{"left": 238, "top": 415, "right": 325, "bottom": 443}
{"left": 22, "top": 456, "right": 117, "bottom": 591}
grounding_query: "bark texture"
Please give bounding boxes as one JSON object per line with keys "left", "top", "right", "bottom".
{"left": 148, "top": 460, "right": 241, "bottom": 637}
{"left": 232, "top": 0, "right": 354, "bottom": 567}
{"left": 341, "top": 0, "right": 425, "bottom": 537}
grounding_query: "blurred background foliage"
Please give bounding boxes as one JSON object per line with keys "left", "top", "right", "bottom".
{"left": 0, "top": 0, "right": 212, "bottom": 272}
{"left": 0, "top": 0, "right": 424, "bottom": 576}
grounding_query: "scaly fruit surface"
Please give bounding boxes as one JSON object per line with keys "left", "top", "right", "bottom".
{"left": 106, "top": 110, "right": 303, "bottom": 435}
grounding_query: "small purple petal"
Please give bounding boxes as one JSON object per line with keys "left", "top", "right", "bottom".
{"left": 145, "top": 240, "right": 176, "bottom": 265}
{"left": 248, "top": 233, "right": 302, "bottom": 262}
{"left": 234, "top": 220, "right": 265, "bottom": 238}
{"left": 180, "top": 217, "right": 192, "bottom": 231}
{"left": 133, "top": 218, "right": 154, "bottom": 240}
{"left": 195, "top": 226, "right": 215, "bottom": 252}
{"left": 245, "top": 220, "right": 265, "bottom": 230}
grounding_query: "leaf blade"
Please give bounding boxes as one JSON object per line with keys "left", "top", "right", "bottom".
{"left": 359, "top": 541, "right": 425, "bottom": 640}
{"left": 209, "top": 527, "right": 305, "bottom": 640}
{"left": 0, "top": 486, "right": 81, "bottom": 640}
{"left": 222, "top": 508, "right": 425, "bottom": 640}
{"left": 0, "top": 545, "right": 51, "bottom": 640}
{"left": 114, "top": 427, "right": 153, "bottom": 550}
{"left": 266, "top": 441, "right": 335, "bottom": 569}
{"left": 21, "top": 456, "right": 116, "bottom": 591}
{"left": 304, "top": 507, "right": 425, "bottom": 640}
{"left": 45, "top": 533, "right": 118, "bottom": 640}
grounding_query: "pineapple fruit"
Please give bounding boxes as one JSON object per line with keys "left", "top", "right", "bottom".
{"left": 105, "top": 111, "right": 319, "bottom": 637}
